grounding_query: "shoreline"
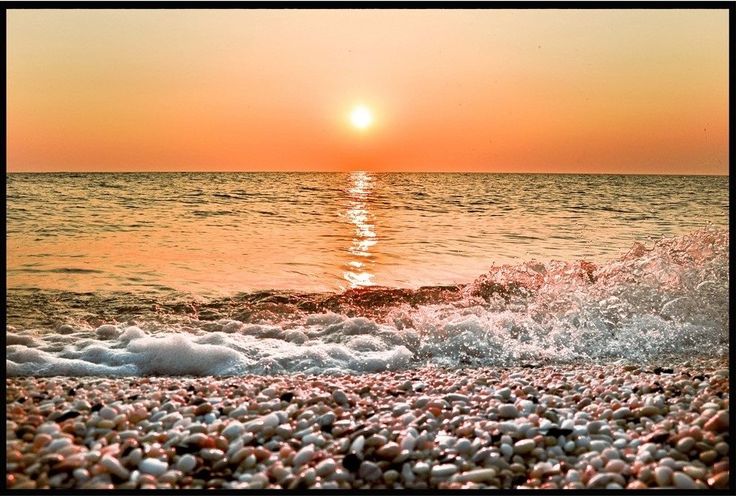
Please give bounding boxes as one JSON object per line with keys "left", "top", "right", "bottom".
{"left": 6, "top": 359, "right": 730, "bottom": 489}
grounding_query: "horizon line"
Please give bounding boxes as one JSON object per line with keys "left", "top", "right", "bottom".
{"left": 5, "top": 170, "right": 730, "bottom": 177}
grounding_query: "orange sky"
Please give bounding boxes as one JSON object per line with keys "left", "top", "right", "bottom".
{"left": 6, "top": 9, "right": 729, "bottom": 174}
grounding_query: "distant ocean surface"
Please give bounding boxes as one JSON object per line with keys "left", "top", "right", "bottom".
{"left": 6, "top": 172, "right": 729, "bottom": 376}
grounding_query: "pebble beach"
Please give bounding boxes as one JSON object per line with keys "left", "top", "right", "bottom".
{"left": 6, "top": 358, "right": 730, "bottom": 490}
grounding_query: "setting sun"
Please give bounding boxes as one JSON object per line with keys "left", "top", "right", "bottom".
{"left": 350, "top": 105, "right": 373, "bottom": 130}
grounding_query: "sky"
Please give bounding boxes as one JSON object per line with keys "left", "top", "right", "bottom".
{"left": 6, "top": 9, "right": 729, "bottom": 174}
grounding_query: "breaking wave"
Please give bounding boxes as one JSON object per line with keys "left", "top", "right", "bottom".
{"left": 6, "top": 228, "right": 729, "bottom": 376}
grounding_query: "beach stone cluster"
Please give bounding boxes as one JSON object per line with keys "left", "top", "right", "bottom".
{"left": 5, "top": 358, "right": 730, "bottom": 489}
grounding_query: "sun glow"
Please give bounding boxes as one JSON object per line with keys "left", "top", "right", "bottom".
{"left": 350, "top": 105, "right": 373, "bottom": 130}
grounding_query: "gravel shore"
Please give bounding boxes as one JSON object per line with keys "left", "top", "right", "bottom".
{"left": 5, "top": 358, "right": 730, "bottom": 490}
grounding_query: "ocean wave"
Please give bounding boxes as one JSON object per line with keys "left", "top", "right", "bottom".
{"left": 6, "top": 228, "right": 729, "bottom": 376}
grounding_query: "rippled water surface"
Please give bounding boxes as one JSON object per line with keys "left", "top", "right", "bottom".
{"left": 6, "top": 172, "right": 728, "bottom": 295}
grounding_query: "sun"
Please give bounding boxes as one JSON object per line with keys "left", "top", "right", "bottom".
{"left": 350, "top": 105, "right": 373, "bottom": 130}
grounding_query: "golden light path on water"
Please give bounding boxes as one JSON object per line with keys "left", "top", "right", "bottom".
{"left": 343, "top": 171, "right": 377, "bottom": 288}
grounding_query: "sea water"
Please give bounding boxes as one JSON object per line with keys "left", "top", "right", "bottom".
{"left": 6, "top": 172, "right": 729, "bottom": 375}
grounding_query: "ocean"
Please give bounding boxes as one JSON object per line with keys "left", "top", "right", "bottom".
{"left": 5, "top": 172, "right": 729, "bottom": 376}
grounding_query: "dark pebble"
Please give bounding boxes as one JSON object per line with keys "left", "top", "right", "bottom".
{"left": 15, "top": 425, "right": 35, "bottom": 438}
{"left": 193, "top": 468, "right": 211, "bottom": 480}
{"left": 653, "top": 367, "right": 674, "bottom": 374}
{"left": 544, "top": 427, "right": 573, "bottom": 437}
{"left": 121, "top": 444, "right": 136, "bottom": 458}
{"left": 176, "top": 444, "right": 201, "bottom": 455}
{"left": 644, "top": 431, "right": 671, "bottom": 443}
{"left": 91, "top": 403, "right": 103, "bottom": 413}
{"left": 342, "top": 453, "right": 362, "bottom": 472}
{"left": 512, "top": 474, "right": 527, "bottom": 485}
{"left": 279, "top": 392, "right": 294, "bottom": 403}
{"left": 55, "top": 411, "right": 81, "bottom": 422}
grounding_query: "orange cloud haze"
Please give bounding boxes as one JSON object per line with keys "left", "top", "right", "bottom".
{"left": 7, "top": 9, "right": 729, "bottom": 174}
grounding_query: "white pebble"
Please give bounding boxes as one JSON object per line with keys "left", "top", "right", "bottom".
{"left": 47, "top": 438, "right": 72, "bottom": 452}
{"left": 455, "top": 438, "right": 472, "bottom": 454}
{"left": 139, "top": 458, "right": 168, "bottom": 477}
{"left": 413, "top": 461, "right": 430, "bottom": 475}
{"left": 302, "top": 433, "right": 325, "bottom": 447}
{"left": 456, "top": 468, "right": 497, "bottom": 482}
{"left": 293, "top": 445, "right": 314, "bottom": 468}
{"left": 590, "top": 440, "right": 609, "bottom": 452}
{"left": 402, "top": 463, "right": 415, "bottom": 483}
{"left": 222, "top": 422, "right": 244, "bottom": 440}
{"left": 612, "top": 408, "right": 631, "bottom": 420}
{"left": 276, "top": 424, "right": 293, "bottom": 438}
{"left": 262, "top": 412, "right": 280, "bottom": 428}
{"left": 500, "top": 443, "right": 514, "bottom": 458}
{"left": 101, "top": 455, "right": 129, "bottom": 479}
{"left": 315, "top": 458, "right": 336, "bottom": 477}
{"left": 498, "top": 404, "right": 519, "bottom": 419}
{"left": 655, "top": 466, "right": 673, "bottom": 486}
{"left": 672, "top": 472, "right": 697, "bottom": 489}
{"left": 200, "top": 448, "right": 224, "bottom": 461}
{"left": 350, "top": 435, "right": 365, "bottom": 455}
{"left": 176, "top": 454, "right": 196, "bottom": 473}
{"left": 432, "top": 464, "right": 458, "bottom": 478}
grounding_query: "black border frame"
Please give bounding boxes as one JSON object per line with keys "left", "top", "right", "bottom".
{"left": 2, "top": 1, "right": 733, "bottom": 495}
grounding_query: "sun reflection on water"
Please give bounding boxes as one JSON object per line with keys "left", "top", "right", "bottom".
{"left": 343, "top": 171, "right": 377, "bottom": 287}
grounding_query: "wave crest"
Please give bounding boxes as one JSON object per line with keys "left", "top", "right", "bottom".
{"left": 6, "top": 228, "right": 728, "bottom": 376}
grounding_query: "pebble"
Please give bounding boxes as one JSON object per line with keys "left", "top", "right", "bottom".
{"left": 332, "top": 390, "right": 349, "bottom": 405}
{"left": 315, "top": 459, "right": 336, "bottom": 477}
{"left": 498, "top": 404, "right": 519, "bottom": 419}
{"left": 605, "top": 459, "right": 626, "bottom": 473}
{"left": 456, "top": 468, "right": 497, "bottom": 482}
{"left": 455, "top": 438, "right": 472, "bottom": 454}
{"left": 707, "top": 472, "right": 729, "bottom": 489}
{"left": 413, "top": 462, "right": 430, "bottom": 476}
{"left": 654, "top": 466, "right": 673, "bottom": 486}
{"left": 176, "top": 454, "right": 197, "bottom": 473}
{"left": 222, "top": 422, "right": 243, "bottom": 440}
{"left": 704, "top": 411, "right": 728, "bottom": 432}
{"left": 376, "top": 442, "right": 401, "bottom": 460}
{"left": 200, "top": 449, "right": 224, "bottom": 461}
{"left": 101, "top": 455, "right": 129, "bottom": 479}
{"left": 139, "top": 458, "right": 168, "bottom": 477}
{"left": 513, "top": 439, "right": 535, "bottom": 455}
{"left": 699, "top": 450, "right": 718, "bottom": 464}
{"left": 359, "top": 461, "right": 382, "bottom": 482}
{"left": 293, "top": 446, "right": 314, "bottom": 468}
{"left": 431, "top": 464, "right": 458, "bottom": 478}
{"left": 444, "top": 393, "right": 469, "bottom": 403}
{"left": 590, "top": 440, "right": 609, "bottom": 452}
{"left": 262, "top": 412, "right": 280, "bottom": 428}
{"left": 612, "top": 407, "right": 632, "bottom": 420}
{"left": 676, "top": 437, "right": 695, "bottom": 453}
{"left": 638, "top": 406, "right": 660, "bottom": 417}
{"left": 672, "top": 472, "right": 697, "bottom": 489}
